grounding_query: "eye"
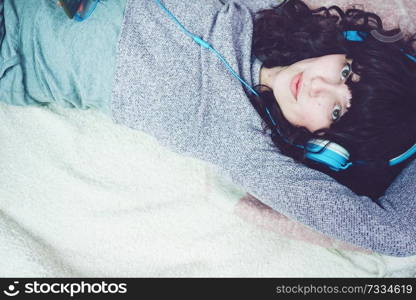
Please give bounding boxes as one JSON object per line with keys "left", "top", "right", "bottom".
{"left": 341, "top": 62, "right": 352, "bottom": 80}
{"left": 332, "top": 104, "right": 342, "bottom": 122}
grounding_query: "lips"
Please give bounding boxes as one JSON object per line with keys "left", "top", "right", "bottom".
{"left": 291, "top": 72, "right": 303, "bottom": 101}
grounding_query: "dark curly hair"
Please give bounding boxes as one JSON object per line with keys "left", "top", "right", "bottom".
{"left": 248, "top": 0, "right": 416, "bottom": 200}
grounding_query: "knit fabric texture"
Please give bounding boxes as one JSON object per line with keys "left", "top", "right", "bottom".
{"left": 110, "top": 0, "right": 416, "bottom": 256}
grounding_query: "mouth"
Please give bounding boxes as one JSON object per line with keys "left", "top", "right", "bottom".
{"left": 291, "top": 72, "right": 303, "bottom": 101}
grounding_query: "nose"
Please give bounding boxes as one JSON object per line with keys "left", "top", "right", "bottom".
{"left": 308, "top": 76, "right": 340, "bottom": 98}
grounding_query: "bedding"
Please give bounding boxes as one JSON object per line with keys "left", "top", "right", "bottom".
{"left": 0, "top": 0, "right": 126, "bottom": 114}
{"left": 1, "top": 103, "right": 416, "bottom": 277}
{"left": 0, "top": 0, "right": 416, "bottom": 277}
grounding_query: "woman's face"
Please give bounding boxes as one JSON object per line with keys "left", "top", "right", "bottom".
{"left": 260, "top": 54, "right": 359, "bottom": 132}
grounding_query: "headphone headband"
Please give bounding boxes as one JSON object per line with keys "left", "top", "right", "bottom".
{"left": 343, "top": 30, "right": 416, "bottom": 63}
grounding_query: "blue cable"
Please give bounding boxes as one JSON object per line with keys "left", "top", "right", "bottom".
{"left": 404, "top": 52, "right": 416, "bottom": 63}
{"left": 154, "top": 2, "right": 416, "bottom": 165}
{"left": 154, "top": 0, "right": 304, "bottom": 149}
{"left": 154, "top": 0, "right": 259, "bottom": 97}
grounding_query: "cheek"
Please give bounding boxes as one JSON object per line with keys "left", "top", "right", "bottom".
{"left": 297, "top": 104, "right": 329, "bottom": 132}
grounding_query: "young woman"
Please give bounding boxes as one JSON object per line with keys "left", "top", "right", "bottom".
{"left": 250, "top": 0, "right": 416, "bottom": 201}
{"left": 0, "top": 0, "right": 415, "bottom": 256}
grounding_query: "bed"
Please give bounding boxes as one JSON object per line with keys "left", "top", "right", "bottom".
{"left": 1, "top": 0, "right": 416, "bottom": 277}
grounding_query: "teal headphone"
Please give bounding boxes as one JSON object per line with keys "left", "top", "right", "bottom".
{"left": 154, "top": 0, "right": 416, "bottom": 171}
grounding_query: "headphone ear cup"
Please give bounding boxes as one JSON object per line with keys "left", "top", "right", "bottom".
{"left": 305, "top": 139, "right": 352, "bottom": 171}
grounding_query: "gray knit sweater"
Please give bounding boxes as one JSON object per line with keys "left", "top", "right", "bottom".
{"left": 111, "top": 0, "right": 416, "bottom": 256}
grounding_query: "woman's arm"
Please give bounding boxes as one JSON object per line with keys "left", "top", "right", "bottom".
{"left": 235, "top": 193, "right": 372, "bottom": 252}
{"left": 231, "top": 148, "right": 416, "bottom": 257}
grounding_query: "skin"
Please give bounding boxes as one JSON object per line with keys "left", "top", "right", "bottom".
{"left": 260, "top": 54, "right": 360, "bottom": 133}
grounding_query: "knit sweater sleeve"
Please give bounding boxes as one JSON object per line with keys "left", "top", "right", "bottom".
{"left": 220, "top": 0, "right": 282, "bottom": 11}
{"left": 229, "top": 145, "right": 416, "bottom": 257}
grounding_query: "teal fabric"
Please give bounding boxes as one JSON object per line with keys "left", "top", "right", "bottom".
{"left": 0, "top": 0, "right": 127, "bottom": 115}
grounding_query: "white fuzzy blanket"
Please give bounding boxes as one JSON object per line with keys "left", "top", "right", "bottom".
{"left": 1, "top": 0, "right": 416, "bottom": 278}
{"left": 1, "top": 103, "right": 416, "bottom": 277}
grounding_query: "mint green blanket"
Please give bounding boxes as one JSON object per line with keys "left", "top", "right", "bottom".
{"left": 0, "top": 0, "right": 126, "bottom": 115}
